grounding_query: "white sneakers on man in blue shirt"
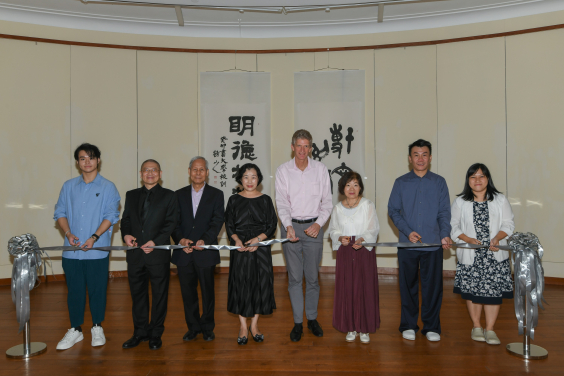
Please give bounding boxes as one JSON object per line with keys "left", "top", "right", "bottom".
{"left": 402, "top": 329, "right": 441, "bottom": 342}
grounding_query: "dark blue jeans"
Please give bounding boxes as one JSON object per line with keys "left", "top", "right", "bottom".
{"left": 62, "top": 256, "right": 110, "bottom": 328}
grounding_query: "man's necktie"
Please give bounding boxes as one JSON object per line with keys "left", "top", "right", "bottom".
{"left": 141, "top": 190, "right": 151, "bottom": 225}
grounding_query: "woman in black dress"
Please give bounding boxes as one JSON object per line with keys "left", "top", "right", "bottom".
{"left": 225, "top": 163, "right": 278, "bottom": 345}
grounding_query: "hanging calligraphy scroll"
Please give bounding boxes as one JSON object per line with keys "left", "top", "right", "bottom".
{"left": 200, "top": 72, "right": 271, "bottom": 200}
{"left": 294, "top": 70, "right": 366, "bottom": 205}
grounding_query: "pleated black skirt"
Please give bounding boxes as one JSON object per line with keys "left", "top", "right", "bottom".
{"left": 227, "top": 246, "right": 276, "bottom": 317}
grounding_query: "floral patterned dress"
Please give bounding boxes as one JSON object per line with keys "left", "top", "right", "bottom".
{"left": 453, "top": 201, "right": 513, "bottom": 304}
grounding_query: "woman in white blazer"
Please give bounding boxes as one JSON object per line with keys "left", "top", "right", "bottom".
{"left": 327, "top": 171, "right": 380, "bottom": 344}
{"left": 451, "top": 163, "right": 515, "bottom": 345}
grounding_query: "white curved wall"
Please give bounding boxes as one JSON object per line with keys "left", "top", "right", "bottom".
{"left": 1, "top": 12, "right": 563, "bottom": 279}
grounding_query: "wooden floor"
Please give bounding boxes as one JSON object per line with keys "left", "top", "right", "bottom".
{"left": 1, "top": 273, "right": 563, "bottom": 375}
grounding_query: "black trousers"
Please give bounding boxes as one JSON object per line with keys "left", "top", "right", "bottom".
{"left": 127, "top": 261, "right": 170, "bottom": 337}
{"left": 398, "top": 248, "right": 443, "bottom": 335}
{"left": 177, "top": 262, "right": 216, "bottom": 331}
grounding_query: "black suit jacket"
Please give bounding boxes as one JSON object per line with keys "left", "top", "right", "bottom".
{"left": 121, "top": 184, "right": 179, "bottom": 265}
{"left": 171, "top": 184, "right": 224, "bottom": 268}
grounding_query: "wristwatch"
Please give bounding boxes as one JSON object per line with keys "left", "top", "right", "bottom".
{"left": 91, "top": 234, "right": 100, "bottom": 243}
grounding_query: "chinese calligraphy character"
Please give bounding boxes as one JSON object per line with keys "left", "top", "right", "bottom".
{"left": 331, "top": 162, "right": 352, "bottom": 178}
{"left": 212, "top": 160, "right": 221, "bottom": 174}
{"left": 229, "top": 116, "right": 255, "bottom": 136}
{"left": 232, "top": 164, "right": 240, "bottom": 178}
{"left": 345, "top": 127, "right": 354, "bottom": 154}
{"left": 312, "top": 139, "right": 330, "bottom": 161}
{"left": 330, "top": 123, "right": 344, "bottom": 159}
{"left": 231, "top": 140, "right": 257, "bottom": 161}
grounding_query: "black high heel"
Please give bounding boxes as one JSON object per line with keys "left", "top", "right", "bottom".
{"left": 249, "top": 328, "right": 264, "bottom": 343}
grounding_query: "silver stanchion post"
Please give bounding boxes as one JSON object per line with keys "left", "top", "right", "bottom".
{"left": 6, "top": 320, "right": 47, "bottom": 359}
{"left": 506, "top": 273, "right": 548, "bottom": 360}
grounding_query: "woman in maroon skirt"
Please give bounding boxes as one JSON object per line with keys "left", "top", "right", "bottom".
{"left": 327, "top": 171, "right": 380, "bottom": 343}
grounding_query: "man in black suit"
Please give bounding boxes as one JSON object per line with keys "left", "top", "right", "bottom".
{"left": 121, "top": 159, "right": 179, "bottom": 350}
{"left": 172, "top": 156, "right": 224, "bottom": 342}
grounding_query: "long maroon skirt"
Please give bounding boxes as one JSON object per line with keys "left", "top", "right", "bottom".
{"left": 333, "top": 237, "right": 380, "bottom": 333}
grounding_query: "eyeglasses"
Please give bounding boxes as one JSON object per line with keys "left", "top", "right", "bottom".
{"left": 142, "top": 168, "right": 160, "bottom": 173}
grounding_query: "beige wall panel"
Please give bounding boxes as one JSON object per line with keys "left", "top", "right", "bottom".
{"left": 0, "top": 40, "right": 70, "bottom": 278}
{"left": 70, "top": 46, "right": 138, "bottom": 272}
{"left": 374, "top": 45, "right": 438, "bottom": 269}
{"left": 235, "top": 53, "right": 257, "bottom": 72}
{"left": 257, "top": 53, "right": 315, "bottom": 267}
{"left": 314, "top": 51, "right": 329, "bottom": 70}
{"left": 198, "top": 53, "right": 256, "bottom": 74}
{"left": 437, "top": 38, "right": 507, "bottom": 270}
{"left": 506, "top": 29, "right": 564, "bottom": 277}
{"left": 137, "top": 51, "right": 198, "bottom": 191}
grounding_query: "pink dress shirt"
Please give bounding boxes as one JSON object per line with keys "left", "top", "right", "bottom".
{"left": 191, "top": 183, "right": 205, "bottom": 217}
{"left": 275, "top": 157, "right": 333, "bottom": 230}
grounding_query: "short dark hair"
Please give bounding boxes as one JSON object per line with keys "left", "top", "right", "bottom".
{"left": 141, "top": 159, "right": 161, "bottom": 171}
{"left": 235, "top": 163, "right": 263, "bottom": 186}
{"left": 457, "top": 163, "right": 501, "bottom": 202}
{"left": 338, "top": 171, "right": 364, "bottom": 196}
{"left": 408, "top": 139, "right": 432, "bottom": 155}
{"left": 74, "top": 143, "right": 101, "bottom": 161}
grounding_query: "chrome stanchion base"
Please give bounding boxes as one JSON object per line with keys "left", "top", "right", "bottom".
{"left": 6, "top": 342, "right": 47, "bottom": 359}
{"left": 506, "top": 343, "right": 548, "bottom": 360}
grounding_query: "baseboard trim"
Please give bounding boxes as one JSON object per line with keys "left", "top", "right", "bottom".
{"left": 0, "top": 267, "right": 561, "bottom": 285}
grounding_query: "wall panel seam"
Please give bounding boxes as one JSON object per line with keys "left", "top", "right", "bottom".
{"left": 136, "top": 50, "right": 139, "bottom": 188}
{"left": 504, "top": 37, "right": 508, "bottom": 198}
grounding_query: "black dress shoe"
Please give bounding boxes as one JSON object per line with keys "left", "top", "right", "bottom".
{"left": 307, "top": 319, "right": 324, "bottom": 337}
{"left": 122, "top": 335, "right": 149, "bottom": 349}
{"left": 149, "top": 337, "right": 162, "bottom": 350}
{"left": 249, "top": 328, "right": 264, "bottom": 343}
{"left": 202, "top": 330, "right": 215, "bottom": 341}
{"left": 290, "top": 323, "right": 303, "bottom": 342}
{"left": 237, "top": 335, "right": 248, "bottom": 345}
{"left": 183, "top": 330, "right": 201, "bottom": 341}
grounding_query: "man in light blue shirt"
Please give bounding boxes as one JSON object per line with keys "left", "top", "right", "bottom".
{"left": 53, "top": 143, "right": 120, "bottom": 350}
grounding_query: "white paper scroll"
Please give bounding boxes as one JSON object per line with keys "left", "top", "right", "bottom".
{"left": 294, "top": 70, "right": 366, "bottom": 206}
{"left": 200, "top": 72, "right": 271, "bottom": 200}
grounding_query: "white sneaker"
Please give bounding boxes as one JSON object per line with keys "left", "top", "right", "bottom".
{"left": 345, "top": 331, "right": 357, "bottom": 342}
{"left": 359, "top": 333, "right": 370, "bottom": 344}
{"left": 402, "top": 329, "right": 416, "bottom": 341}
{"left": 56, "top": 328, "right": 84, "bottom": 350}
{"left": 91, "top": 326, "right": 106, "bottom": 347}
{"left": 426, "top": 332, "right": 441, "bottom": 342}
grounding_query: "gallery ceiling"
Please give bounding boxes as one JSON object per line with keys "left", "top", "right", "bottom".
{"left": 0, "top": 0, "right": 562, "bottom": 38}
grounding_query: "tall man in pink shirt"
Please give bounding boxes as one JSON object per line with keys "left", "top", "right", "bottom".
{"left": 275, "top": 129, "right": 333, "bottom": 342}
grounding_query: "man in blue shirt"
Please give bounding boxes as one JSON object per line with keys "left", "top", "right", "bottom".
{"left": 388, "top": 139, "right": 452, "bottom": 342}
{"left": 53, "top": 143, "right": 120, "bottom": 350}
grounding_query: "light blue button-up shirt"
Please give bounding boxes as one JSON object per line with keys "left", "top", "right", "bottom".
{"left": 54, "top": 174, "right": 120, "bottom": 260}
